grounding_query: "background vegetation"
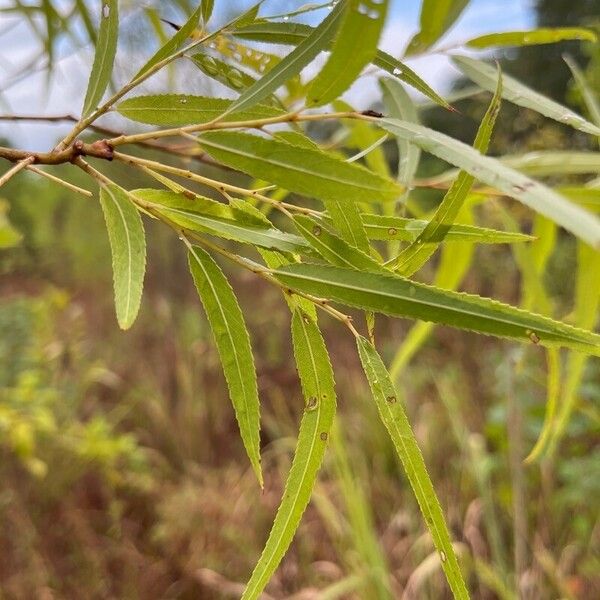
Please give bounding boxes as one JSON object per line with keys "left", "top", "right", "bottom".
{"left": 0, "top": 0, "right": 599, "bottom": 598}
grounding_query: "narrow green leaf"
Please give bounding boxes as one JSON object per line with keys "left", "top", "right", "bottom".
{"left": 467, "top": 28, "right": 597, "bottom": 49}
{"left": 564, "top": 55, "right": 600, "bottom": 128}
{"left": 357, "top": 336, "right": 469, "bottom": 600}
{"left": 81, "top": 0, "right": 118, "bottom": 117}
{"left": 525, "top": 348, "right": 561, "bottom": 463}
{"left": 99, "top": 184, "right": 146, "bottom": 330}
{"left": 134, "top": 188, "right": 308, "bottom": 253}
{"left": 378, "top": 118, "right": 600, "bottom": 248}
{"left": 389, "top": 207, "right": 477, "bottom": 377}
{"left": 547, "top": 243, "right": 600, "bottom": 456}
{"left": 232, "top": 21, "right": 451, "bottom": 109}
{"left": 117, "top": 95, "right": 284, "bottom": 126}
{"left": 201, "top": 0, "right": 214, "bottom": 24}
{"left": 242, "top": 309, "right": 336, "bottom": 599}
{"left": 559, "top": 187, "right": 600, "bottom": 212}
{"left": 389, "top": 68, "right": 502, "bottom": 275}
{"left": 358, "top": 213, "right": 534, "bottom": 243}
{"left": 188, "top": 245, "right": 262, "bottom": 485}
{"left": 272, "top": 263, "right": 600, "bottom": 355}
{"left": 198, "top": 131, "right": 401, "bottom": 204}
{"left": 294, "top": 214, "right": 384, "bottom": 272}
{"left": 406, "top": 0, "right": 469, "bottom": 55}
{"left": 133, "top": 4, "right": 202, "bottom": 80}
{"left": 308, "top": 0, "right": 388, "bottom": 106}
{"left": 224, "top": 2, "right": 344, "bottom": 116}
{"left": 191, "top": 52, "right": 262, "bottom": 95}
{"left": 380, "top": 78, "right": 420, "bottom": 195}
{"left": 453, "top": 55, "right": 600, "bottom": 137}
{"left": 323, "top": 199, "right": 371, "bottom": 253}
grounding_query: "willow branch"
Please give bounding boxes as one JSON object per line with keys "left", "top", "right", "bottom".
{"left": 0, "top": 156, "right": 34, "bottom": 188}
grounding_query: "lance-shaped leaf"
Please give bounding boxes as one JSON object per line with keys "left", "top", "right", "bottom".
{"left": 564, "top": 55, "right": 600, "bottom": 127}
{"left": 201, "top": 0, "right": 214, "bottom": 24}
{"left": 188, "top": 245, "right": 262, "bottom": 485}
{"left": 357, "top": 336, "right": 469, "bottom": 600}
{"left": 242, "top": 309, "right": 336, "bottom": 600}
{"left": 358, "top": 213, "right": 533, "bottom": 243}
{"left": 380, "top": 78, "right": 420, "bottom": 197}
{"left": 272, "top": 263, "right": 600, "bottom": 355}
{"left": 453, "top": 55, "right": 600, "bottom": 137}
{"left": 99, "top": 184, "right": 146, "bottom": 330}
{"left": 466, "top": 28, "right": 597, "bottom": 49}
{"left": 294, "top": 214, "right": 385, "bottom": 272}
{"left": 546, "top": 242, "right": 600, "bottom": 456}
{"left": 389, "top": 68, "right": 502, "bottom": 275}
{"left": 134, "top": 188, "right": 308, "bottom": 253}
{"left": 232, "top": 21, "right": 450, "bottom": 109}
{"left": 132, "top": 4, "right": 202, "bottom": 80}
{"left": 224, "top": 2, "right": 344, "bottom": 117}
{"left": 308, "top": 0, "right": 389, "bottom": 107}
{"left": 428, "top": 151, "right": 600, "bottom": 184}
{"left": 198, "top": 131, "right": 401, "bottom": 204}
{"left": 81, "top": 0, "right": 118, "bottom": 117}
{"left": 158, "top": 206, "right": 308, "bottom": 254}
{"left": 323, "top": 199, "right": 370, "bottom": 253}
{"left": 191, "top": 53, "right": 261, "bottom": 95}
{"left": 406, "top": 0, "right": 469, "bottom": 55}
{"left": 117, "top": 95, "right": 284, "bottom": 126}
{"left": 377, "top": 118, "right": 600, "bottom": 248}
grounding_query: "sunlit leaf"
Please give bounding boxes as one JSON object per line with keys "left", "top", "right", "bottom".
{"left": 136, "top": 189, "right": 308, "bottom": 254}
{"left": 388, "top": 67, "right": 502, "bottom": 275}
{"left": 232, "top": 21, "right": 451, "bottom": 109}
{"left": 406, "top": 0, "right": 469, "bottom": 55}
{"left": 224, "top": 2, "right": 344, "bottom": 116}
{"left": 82, "top": 0, "right": 118, "bottom": 117}
{"left": 188, "top": 244, "right": 262, "bottom": 485}
{"left": 308, "top": 0, "right": 389, "bottom": 107}
{"left": 358, "top": 213, "right": 534, "bottom": 243}
{"left": 293, "top": 214, "right": 384, "bottom": 272}
{"left": 99, "top": 184, "right": 146, "bottom": 330}
{"left": 466, "top": 28, "right": 597, "bottom": 49}
{"left": 198, "top": 131, "right": 402, "bottom": 204}
{"left": 273, "top": 263, "right": 600, "bottom": 355}
{"left": 547, "top": 243, "right": 600, "bottom": 456}
{"left": 564, "top": 54, "right": 600, "bottom": 127}
{"left": 380, "top": 78, "right": 420, "bottom": 196}
{"left": 453, "top": 55, "right": 600, "bottom": 136}
{"left": 357, "top": 336, "right": 469, "bottom": 600}
{"left": 378, "top": 118, "right": 600, "bottom": 248}
{"left": 117, "top": 95, "right": 284, "bottom": 126}
{"left": 242, "top": 309, "right": 336, "bottom": 599}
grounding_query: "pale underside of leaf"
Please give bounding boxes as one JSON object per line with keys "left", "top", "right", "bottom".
{"left": 452, "top": 55, "right": 600, "bottom": 136}
{"left": 377, "top": 118, "right": 600, "bottom": 249}
{"left": 99, "top": 184, "right": 146, "bottom": 330}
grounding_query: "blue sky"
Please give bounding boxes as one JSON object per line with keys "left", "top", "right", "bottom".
{"left": 0, "top": 0, "right": 534, "bottom": 149}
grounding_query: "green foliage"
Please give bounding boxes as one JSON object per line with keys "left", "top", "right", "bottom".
{"left": 2, "top": 1, "right": 600, "bottom": 597}
{"left": 242, "top": 309, "right": 336, "bottom": 599}
{"left": 188, "top": 244, "right": 262, "bottom": 485}
{"left": 81, "top": 0, "right": 118, "bottom": 117}
{"left": 99, "top": 184, "right": 146, "bottom": 330}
